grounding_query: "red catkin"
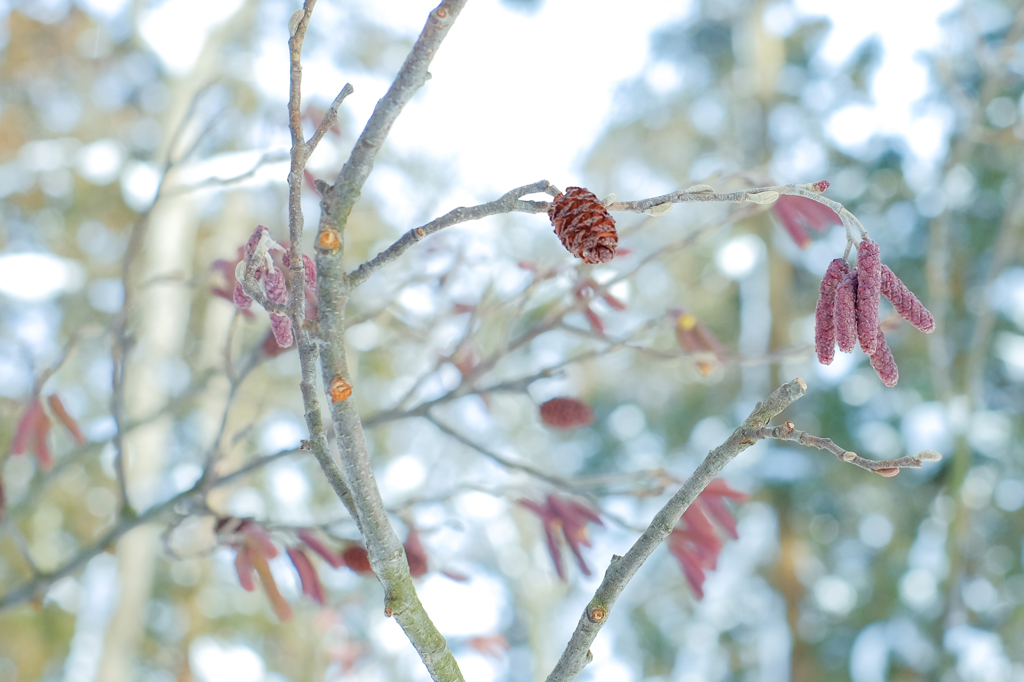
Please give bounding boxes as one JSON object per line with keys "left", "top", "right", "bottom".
{"left": 856, "top": 239, "right": 883, "bottom": 355}
{"left": 270, "top": 314, "right": 294, "bottom": 348}
{"left": 834, "top": 270, "right": 859, "bottom": 353}
{"left": 880, "top": 265, "right": 935, "bottom": 333}
{"left": 867, "top": 328, "right": 899, "bottom": 387}
{"left": 548, "top": 187, "right": 618, "bottom": 264}
{"left": 264, "top": 266, "right": 288, "bottom": 305}
{"left": 815, "top": 259, "right": 850, "bottom": 365}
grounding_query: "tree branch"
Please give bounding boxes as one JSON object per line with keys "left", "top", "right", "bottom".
{"left": 319, "top": 0, "right": 470, "bottom": 233}
{"left": 546, "top": 378, "right": 808, "bottom": 682}
{"left": 292, "top": 2, "right": 467, "bottom": 680}
{"left": 348, "top": 180, "right": 553, "bottom": 287}
{"left": 752, "top": 421, "right": 941, "bottom": 476}
{"left": 0, "top": 447, "right": 303, "bottom": 612}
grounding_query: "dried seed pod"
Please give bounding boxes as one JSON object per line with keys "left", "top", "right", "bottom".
{"left": 815, "top": 259, "right": 850, "bottom": 365}
{"left": 856, "top": 239, "right": 883, "bottom": 354}
{"left": 548, "top": 186, "right": 618, "bottom": 264}
{"left": 880, "top": 265, "right": 934, "bottom": 333}
{"left": 834, "top": 271, "right": 859, "bottom": 353}
{"left": 867, "top": 328, "right": 899, "bottom": 387}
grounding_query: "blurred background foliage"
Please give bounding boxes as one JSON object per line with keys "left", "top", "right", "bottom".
{"left": 1, "top": 0, "right": 1023, "bottom": 680}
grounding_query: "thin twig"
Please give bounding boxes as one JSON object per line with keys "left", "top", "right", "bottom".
{"left": 348, "top": 180, "right": 552, "bottom": 287}
{"left": 751, "top": 421, "right": 939, "bottom": 476}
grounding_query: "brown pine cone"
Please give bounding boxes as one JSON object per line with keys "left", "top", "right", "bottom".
{"left": 548, "top": 187, "right": 618, "bottom": 264}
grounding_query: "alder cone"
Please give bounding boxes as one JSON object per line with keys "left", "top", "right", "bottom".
{"left": 548, "top": 187, "right": 618, "bottom": 264}
{"left": 540, "top": 397, "right": 595, "bottom": 429}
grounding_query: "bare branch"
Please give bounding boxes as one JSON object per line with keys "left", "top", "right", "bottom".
{"left": 319, "top": 0, "right": 470, "bottom": 232}
{"left": 307, "top": 84, "right": 354, "bottom": 154}
{"left": 752, "top": 421, "right": 941, "bottom": 476}
{"left": 348, "top": 180, "right": 552, "bottom": 287}
{"left": 426, "top": 414, "right": 575, "bottom": 491}
{"left": 0, "top": 446, "right": 300, "bottom": 612}
{"left": 546, "top": 378, "right": 808, "bottom": 682}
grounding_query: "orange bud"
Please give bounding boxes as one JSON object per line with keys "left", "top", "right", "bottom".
{"left": 318, "top": 229, "right": 340, "bottom": 251}
{"left": 329, "top": 376, "right": 352, "bottom": 402}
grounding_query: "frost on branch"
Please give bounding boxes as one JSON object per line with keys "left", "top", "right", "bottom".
{"left": 548, "top": 186, "right": 618, "bottom": 264}
{"left": 667, "top": 479, "right": 748, "bottom": 598}
{"left": 519, "top": 494, "right": 604, "bottom": 579}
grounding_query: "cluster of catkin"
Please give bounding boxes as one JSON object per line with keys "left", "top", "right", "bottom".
{"left": 815, "top": 239, "right": 934, "bottom": 386}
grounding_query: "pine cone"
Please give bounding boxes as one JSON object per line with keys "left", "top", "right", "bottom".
{"left": 548, "top": 187, "right": 618, "bottom": 264}
{"left": 856, "top": 239, "right": 883, "bottom": 355}
{"left": 814, "top": 258, "right": 849, "bottom": 365}
{"left": 880, "top": 265, "right": 934, "bottom": 333}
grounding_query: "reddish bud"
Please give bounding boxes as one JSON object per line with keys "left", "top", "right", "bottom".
{"left": 772, "top": 195, "right": 841, "bottom": 248}
{"left": 539, "top": 397, "right": 595, "bottom": 429}
{"left": 875, "top": 467, "right": 900, "bottom": 477}
{"left": 856, "top": 239, "right": 883, "bottom": 355}
{"left": 297, "top": 529, "right": 344, "bottom": 568}
{"left": 602, "top": 292, "right": 627, "bottom": 311}
{"left": 239, "top": 520, "right": 279, "bottom": 559}
{"left": 548, "top": 187, "right": 618, "bottom": 264}
{"left": 251, "top": 549, "right": 293, "bottom": 621}
{"left": 867, "top": 328, "right": 899, "bottom": 387}
{"left": 519, "top": 495, "right": 603, "bottom": 579}
{"left": 814, "top": 259, "right": 849, "bottom": 365}
{"left": 244, "top": 225, "right": 270, "bottom": 258}
{"left": 12, "top": 400, "right": 45, "bottom": 456}
{"left": 584, "top": 307, "right": 605, "bottom": 337}
{"left": 234, "top": 546, "right": 257, "bottom": 591}
{"left": 342, "top": 545, "right": 373, "bottom": 574}
{"left": 812, "top": 180, "right": 830, "bottom": 192}
{"left": 880, "top": 265, "right": 934, "bottom": 333}
{"left": 834, "top": 271, "right": 859, "bottom": 353}
{"left": 47, "top": 394, "right": 86, "bottom": 446}
{"left": 468, "top": 634, "right": 509, "bottom": 659}
{"left": 404, "top": 529, "right": 429, "bottom": 578}
{"left": 287, "top": 547, "right": 326, "bottom": 605}
{"left": 667, "top": 479, "right": 746, "bottom": 598}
